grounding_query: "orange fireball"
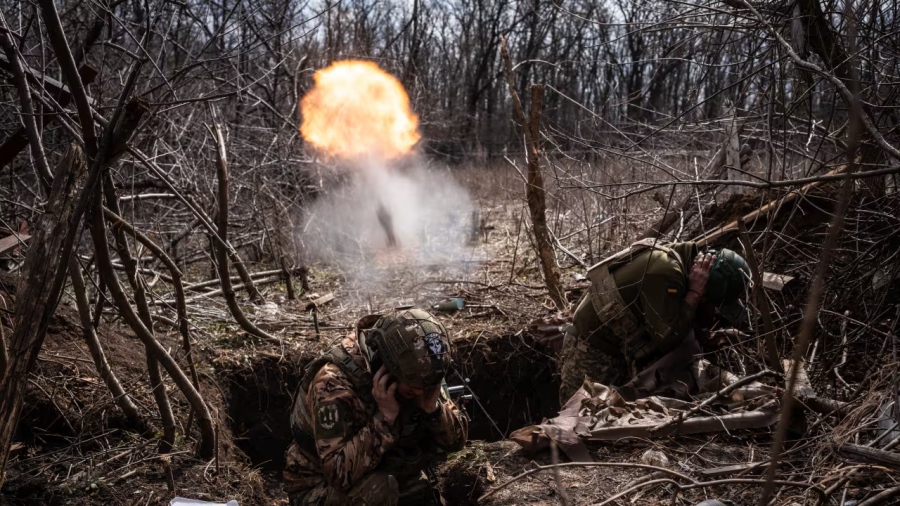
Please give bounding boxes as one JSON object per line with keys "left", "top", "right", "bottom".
{"left": 300, "top": 60, "right": 420, "bottom": 160}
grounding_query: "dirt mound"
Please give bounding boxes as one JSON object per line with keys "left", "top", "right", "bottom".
{"left": 0, "top": 276, "right": 274, "bottom": 505}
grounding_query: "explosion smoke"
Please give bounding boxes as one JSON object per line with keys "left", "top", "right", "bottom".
{"left": 298, "top": 61, "right": 476, "bottom": 294}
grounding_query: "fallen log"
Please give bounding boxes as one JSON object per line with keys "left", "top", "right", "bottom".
{"left": 305, "top": 292, "right": 334, "bottom": 310}
{"left": 182, "top": 267, "right": 304, "bottom": 293}
{"left": 585, "top": 402, "right": 779, "bottom": 441}
{"left": 694, "top": 164, "right": 849, "bottom": 246}
{"left": 783, "top": 359, "right": 851, "bottom": 417}
{"left": 835, "top": 443, "right": 900, "bottom": 470}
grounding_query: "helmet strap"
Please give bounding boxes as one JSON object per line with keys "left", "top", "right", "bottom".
{"left": 358, "top": 329, "right": 372, "bottom": 361}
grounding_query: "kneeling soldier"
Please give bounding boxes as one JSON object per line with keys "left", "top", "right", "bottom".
{"left": 559, "top": 240, "right": 750, "bottom": 401}
{"left": 284, "top": 308, "right": 468, "bottom": 505}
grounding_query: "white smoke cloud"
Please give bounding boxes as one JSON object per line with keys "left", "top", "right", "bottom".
{"left": 300, "top": 158, "right": 477, "bottom": 295}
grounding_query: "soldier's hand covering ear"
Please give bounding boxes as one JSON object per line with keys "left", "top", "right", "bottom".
{"left": 687, "top": 252, "right": 716, "bottom": 303}
{"left": 417, "top": 385, "right": 442, "bottom": 415}
{"left": 372, "top": 366, "right": 400, "bottom": 424}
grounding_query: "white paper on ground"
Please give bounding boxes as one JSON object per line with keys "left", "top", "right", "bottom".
{"left": 169, "top": 498, "right": 238, "bottom": 506}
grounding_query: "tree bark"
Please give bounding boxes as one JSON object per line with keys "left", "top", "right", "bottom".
{"left": 102, "top": 171, "right": 176, "bottom": 453}
{"left": 208, "top": 107, "right": 280, "bottom": 343}
{"left": 67, "top": 255, "right": 143, "bottom": 426}
{"left": 0, "top": 145, "right": 89, "bottom": 487}
{"left": 499, "top": 37, "right": 567, "bottom": 310}
{"left": 87, "top": 191, "right": 215, "bottom": 458}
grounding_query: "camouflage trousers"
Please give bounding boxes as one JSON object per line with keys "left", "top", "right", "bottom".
{"left": 558, "top": 327, "right": 629, "bottom": 402}
{"left": 286, "top": 442, "right": 438, "bottom": 506}
{"left": 289, "top": 470, "right": 399, "bottom": 506}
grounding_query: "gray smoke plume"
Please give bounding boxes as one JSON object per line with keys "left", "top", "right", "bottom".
{"left": 300, "top": 157, "right": 477, "bottom": 297}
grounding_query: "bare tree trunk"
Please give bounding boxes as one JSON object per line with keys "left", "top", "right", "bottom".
{"left": 208, "top": 107, "right": 280, "bottom": 343}
{"left": 499, "top": 37, "right": 567, "bottom": 311}
{"left": 68, "top": 255, "right": 143, "bottom": 426}
{"left": 0, "top": 145, "right": 89, "bottom": 487}
{"left": 101, "top": 171, "right": 176, "bottom": 453}
{"left": 87, "top": 191, "right": 215, "bottom": 458}
{"left": 103, "top": 207, "right": 203, "bottom": 435}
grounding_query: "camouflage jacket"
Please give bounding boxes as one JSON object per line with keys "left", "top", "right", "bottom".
{"left": 286, "top": 335, "right": 468, "bottom": 493}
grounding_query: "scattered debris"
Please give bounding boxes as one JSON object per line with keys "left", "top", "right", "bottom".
{"left": 304, "top": 292, "right": 334, "bottom": 310}
{"left": 640, "top": 449, "right": 669, "bottom": 468}
{"left": 761, "top": 271, "right": 794, "bottom": 291}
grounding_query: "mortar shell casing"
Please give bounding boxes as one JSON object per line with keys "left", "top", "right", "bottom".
{"left": 432, "top": 298, "right": 464, "bottom": 312}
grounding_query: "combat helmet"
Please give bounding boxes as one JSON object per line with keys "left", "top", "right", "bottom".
{"left": 705, "top": 248, "right": 751, "bottom": 323}
{"left": 367, "top": 308, "right": 451, "bottom": 388}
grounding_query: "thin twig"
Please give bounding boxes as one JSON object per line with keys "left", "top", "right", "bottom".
{"left": 481, "top": 461, "right": 696, "bottom": 501}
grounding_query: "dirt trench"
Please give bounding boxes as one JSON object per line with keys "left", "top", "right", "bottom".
{"left": 221, "top": 351, "right": 308, "bottom": 473}
{"left": 220, "top": 332, "right": 560, "bottom": 499}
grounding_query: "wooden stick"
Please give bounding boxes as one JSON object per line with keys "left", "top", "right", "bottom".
{"left": 835, "top": 443, "right": 900, "bottom": 470}
{"left": 737, "top": 222, "right": 782, "bottom": 373}
{"left": 208, "top": 105, "right": 279, "bottom": 344}
{"left": 499, "top": 37, "right": 566, "bottom": 311}
{"left": 281, "top": 257, "right": 296, "bottom": 300}
{"left": 857, "top": 485, "right": 900, "bottom": 506}
{"left": 68, "top": 255, "right": 142, "bottom": 425}
{"left": 89, "top": 178, "right": 216, "bottom": 460}
{"left": 481, "top": 461, "right": 697, "bottom": 501}
{"left": 549, "top": 440, "right": 569, "bottom": 506}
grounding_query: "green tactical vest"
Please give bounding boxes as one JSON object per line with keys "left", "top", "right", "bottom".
{"left": 583, "top": 238, "right": 685, "bottom": 361}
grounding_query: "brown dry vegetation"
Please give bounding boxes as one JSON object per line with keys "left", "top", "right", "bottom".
{"left": 1, "top": 162, "right": 898, "bottom": 505}
{"left": 2, "top": 0, "right": 900, "bottom": 502}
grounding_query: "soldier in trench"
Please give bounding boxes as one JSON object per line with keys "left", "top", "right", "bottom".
{"left": 284, "top": 308, "right": 468, "bottom": 505}
{"left": 558, "top": 240, "right": 752, "bottom": 402}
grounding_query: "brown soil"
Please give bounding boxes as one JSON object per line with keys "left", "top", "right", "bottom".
{"left": 4, "top": 169, "right": 900, "bottom": 505}
{"left": 0, "top": 276, "right": 271, "bottom": 505}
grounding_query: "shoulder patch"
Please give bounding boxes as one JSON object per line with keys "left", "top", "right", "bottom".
{"left": 666, "top": 282, "right": 680, "bottom": 295}
{"left": 315, "top": 402, "right": 346, "bottom": 439}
